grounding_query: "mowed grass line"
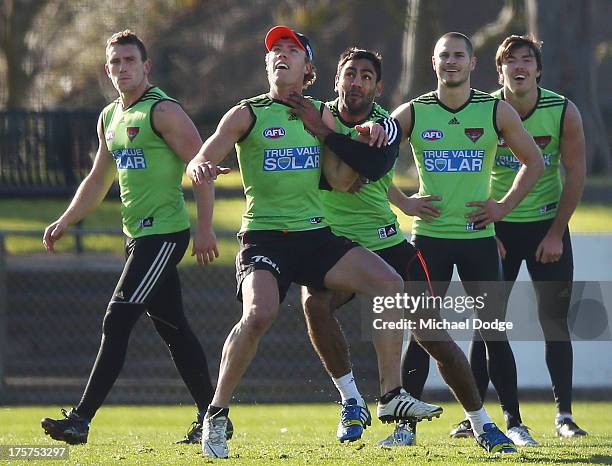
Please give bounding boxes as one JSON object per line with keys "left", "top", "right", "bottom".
{"left": 1, "top": 402, "right": 610, "bottom": 465}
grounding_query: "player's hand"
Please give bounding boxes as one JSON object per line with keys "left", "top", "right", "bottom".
{"left": 535, "top": 231, "right": 563, "bottom": 263}
{"left": 192, "top": 227, "right": 219, "bottom": 266}
{"left": 286, "top": 92, "right": 330, "bottom": 139}
{"left": 400, "top": 194, "right": 442, "bottom": 222}
{"left": 348, "top": 176, "right": 368, "bottom": 193}
{"left": 495, "top": 236, "right": 507, "bottom": 260}
{"left": 188, "top": 161, "right": 231, "bottom": 185}
{"left": 354, "top": 122, "right": 389, "bottom": 147}
{"left": 465, "top": 198, "right": 509, "bottom": 228}
{"left": 43, "top": 220, "right": 68, "bottom": 253}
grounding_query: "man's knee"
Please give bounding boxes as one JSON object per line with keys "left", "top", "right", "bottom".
{"left": 102, "top": 302, "right": 144, "bottom": 338}
{"left": 241, "top": 302, "right": 278, "bottom": 336}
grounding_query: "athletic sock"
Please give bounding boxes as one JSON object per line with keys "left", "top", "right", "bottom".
{"left": 465, "top": 407, "right": 494, "bottom": 436}
{"left": 207, "top": 405, "right": 229, "bottom": 418}
{"left": 379, "top": 386, "right": 402, "bottom": 404}
{"left": 332, "top": 371, "right": 363, "bottom": 405}
{"left": 556, "top": 412, "right": 573, "bottom": 424}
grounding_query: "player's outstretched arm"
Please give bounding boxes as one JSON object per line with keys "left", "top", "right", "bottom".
{"left": 43, "top": 114, "right": 116, "bottom": 253}
{"left": 536, "top": 100, "right": 585, "bottom": 263}
{"left": 184, "top": 104, "right": 252, "bottom": 265}
{"left": 466, "top": 100, "right": 544, "bottom": 228}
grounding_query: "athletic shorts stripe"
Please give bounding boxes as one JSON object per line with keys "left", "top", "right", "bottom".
{"left": 129, "top": 241, "right": 176, "bottom": 303}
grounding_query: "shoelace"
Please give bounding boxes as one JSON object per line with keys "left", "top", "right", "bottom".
{"left": 184, "top": 421, "right": 200, "bottom": 437}
{"left": 340, "top": 404, "right": 360, "bottom": 426}
{"left": 60, "top": 408, "right": 70, "bottom": 419}
{"left": 206, "top": 418, "right": 226, "bottom": 444}
{"left": 512, "top": 425, "right": 534, "bottom": 441}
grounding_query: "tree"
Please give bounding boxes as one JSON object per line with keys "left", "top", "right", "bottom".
{"left": 527, "top": 0, "right": 610, "bottom": 174}
{"left": 0, "top": 0, "right": 50, "bottom": 108}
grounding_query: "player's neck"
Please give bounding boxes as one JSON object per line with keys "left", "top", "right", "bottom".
{"left": 338, "top": 101, "right": 372, "bottom": 125}
{"left": 504, "top": 85, "right": 538, "bottom": 118}
{"left": 120, "top": 80, "right": 151, "bottom": 108}
{"left": 436, "top": 83, "right": 471, "bottom": 110}
{"left": 269, "top": 82, "right": 304, "bottom": 101}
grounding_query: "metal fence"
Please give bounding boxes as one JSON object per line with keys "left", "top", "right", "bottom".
{"left": 0, "top": 110, "right": 241, "bottom": 197}
{"left": 0, "top": 229, "right": 383, "bottom": 405}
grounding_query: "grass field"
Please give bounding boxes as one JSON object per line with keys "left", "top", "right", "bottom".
{"left": 1, "top": 402, "right": 610, "bottom": 464}
{"left": 1, "top": 196, "right": 611, "bottom": 266}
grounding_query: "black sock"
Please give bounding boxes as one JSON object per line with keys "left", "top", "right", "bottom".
{"left": 380, "top": 386, "right": 402, "bottom": 404}
{"left": 207, "top": 405, "right": 229, "bottom": 418}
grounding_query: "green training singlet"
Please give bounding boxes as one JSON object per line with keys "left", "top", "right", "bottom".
{"left": 321, "top": 98, "right": 402, "bottom": 250}
{"left": 236, "top": 94, "right": 326, "bottom": 232}
{"left": 102, "top": 86, "right": 190, "bottom": 238}
{"left": 410, "top": 89, "right": 499, "bottom": 239}
{"left": 491, "top": 87, "right": 566, "bottom": 222}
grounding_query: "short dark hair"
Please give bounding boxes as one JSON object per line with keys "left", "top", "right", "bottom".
{"left": 496, "top": 34, "right": 543, "bottom": 83}
{"left": 336, "top": 47, "right": 383, "bottom": 82}
{"left": 436, "top": 32, "right": 474, "bottom": 57}
{"left": 106, "top": 29, "right": 148, "bottom": 61}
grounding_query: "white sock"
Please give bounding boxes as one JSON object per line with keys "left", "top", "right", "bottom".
{"left": 556, "top": 412, "right": 573, "bottom": 424}
{"left": 332, "top": 371, "right": 363, "bottom": 405}
{"left": 465, "top": 407, "right": 494, "bottom": 436}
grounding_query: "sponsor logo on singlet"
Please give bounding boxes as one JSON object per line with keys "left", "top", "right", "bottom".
{"left": 378, "top": 223, "right": 398, "bottom": 239}
{"left": 105, "top": 130, "right": 115, "bottom": 141}
{"left": 309, "top": 217, "right": 323, "bottom": 224}
{"left": 466, "top": 221, "right": 485, "bottom": 231}
{"left": 263, "top": 145, "right": 320, "bottom": 171}
{"left": 111, "top": 148, "right": 147, "bottom": 169}
{"left": 423, "top": 149, "right": 484, "bottom": 172}
{"left": 421, "top": 129, "right": 444, "bottom": 140}
{"left": 495, "top": 152, "right": 553, "bottom": 170}
{"left": 539, "top": 202, "right": 558, "bottom": 215}
{"left": 139, "top": 217, "right": 154, "bottom": 228}
{"left": 263, "top": 127, "right": 286, "bottom": 139}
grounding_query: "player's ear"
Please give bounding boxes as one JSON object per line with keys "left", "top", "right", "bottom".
{"left": 334, "top": 74, "right": 340, "bottom": 94}
{"left": 143, "top": 58, "right": 152, "bottom": 75}
{"left": 104, "top": 63, "right": 110, "bottom": 77}
{"left": 469, "top": 55, "right": 477, "bottom": 71}
{"left": 375, "top": 80, "right": 384, "bottom": 98}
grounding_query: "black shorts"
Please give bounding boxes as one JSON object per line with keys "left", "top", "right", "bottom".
{"left": 412, "top": 235, "right": 503, "bottom": 310}
{"left": 495, "top": 219, "right": 573, "bottom": 282}
{"left": 235, "top": 227, "right": 358, "bottom": 303}
{"left": 375, "top": 239, "right": 428, "bottom": 282}
{"left": 111, "top": 229, "right": 189, "bottom": 306}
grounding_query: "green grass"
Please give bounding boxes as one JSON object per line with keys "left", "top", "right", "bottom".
{"left": 1, "top": 403, "right": 610, "bottom": 464}
{"left": 1, "top": 195, "right": 610, "bottom": 265}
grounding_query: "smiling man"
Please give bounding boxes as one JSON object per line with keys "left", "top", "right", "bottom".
{"left": 385, "top": 31, "right": 545, "bottom": 451}
{"left": 40, "top": 30, "right": 227, "bottom": 446}
{"left": 464, "top": 34, "right": 587, "bottom": 439}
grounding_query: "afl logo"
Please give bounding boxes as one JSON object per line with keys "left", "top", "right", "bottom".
{"left": 263, "top": 127, "right": 286, "bottom": 139}
{"left": 421, "top": 129, "right": 444, "bottom": 141}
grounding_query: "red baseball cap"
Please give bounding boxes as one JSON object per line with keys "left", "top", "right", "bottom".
{"left": 265, "top": 25, "right": 313, "bottom": 60}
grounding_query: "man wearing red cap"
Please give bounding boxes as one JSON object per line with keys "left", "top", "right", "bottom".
{"left": 187, "top": 25, "right": 443, "bottom": 459}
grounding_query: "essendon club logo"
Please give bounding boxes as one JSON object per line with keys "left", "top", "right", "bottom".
{"left": 534, "top": 135, "right": 552, "bottom": 149}
{"left": 127, "top": 127, "right": 140, "bottom": 142}
{"left": 465, "top": 127, "right": 484, "bottom": 143}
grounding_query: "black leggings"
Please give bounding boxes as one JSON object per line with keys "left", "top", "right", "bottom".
{"left": 471, "top": 220, "right": 574, "bottom": 414}
{"left": 74, "top": 230, "right": 215, "bottom": 419}
{"left": 402, "top": 235, "right": 522, "bottom": 428}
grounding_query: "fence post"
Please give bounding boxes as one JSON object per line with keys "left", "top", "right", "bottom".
{"left": 0, "top": 233, "right": 7, "bottom": 403}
